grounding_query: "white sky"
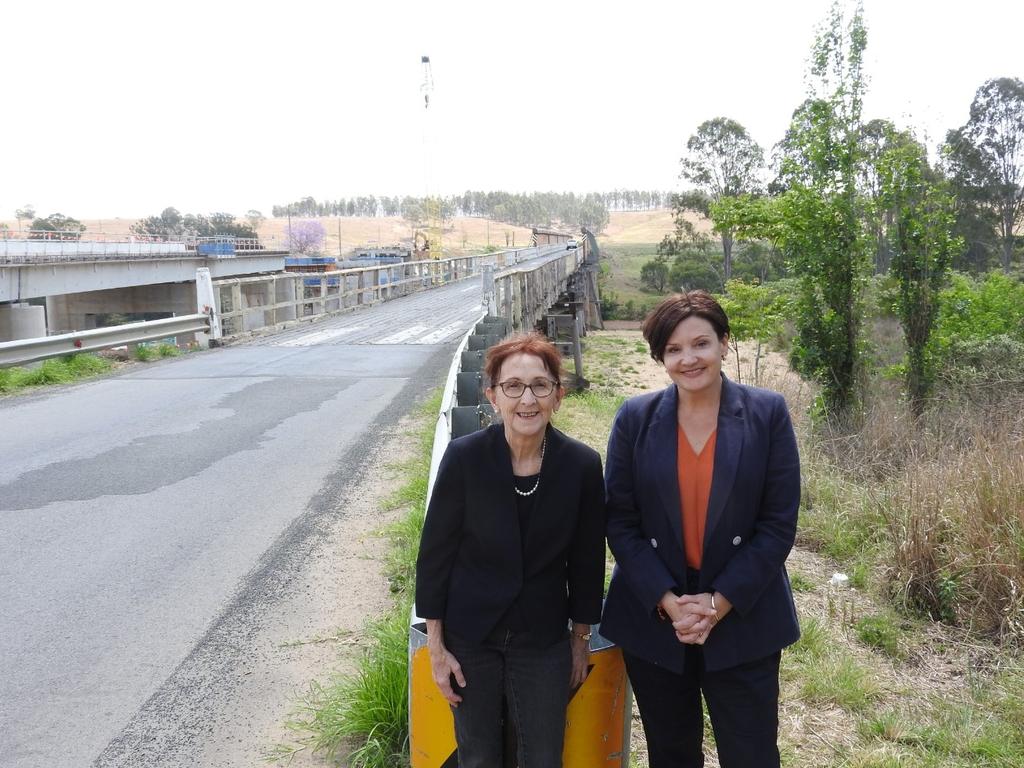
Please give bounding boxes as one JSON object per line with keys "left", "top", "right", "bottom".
{"left": 2, "top": 0, "right": 1021, "bottom": 221}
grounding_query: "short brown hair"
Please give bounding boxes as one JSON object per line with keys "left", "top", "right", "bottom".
{"left": 642, "top": 290, "right": 730, "bottom": 362}
{"left": 484, "top": 332, "right": 563, "bottom": 386}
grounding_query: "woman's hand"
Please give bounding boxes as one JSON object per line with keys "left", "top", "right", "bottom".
{"left": 426, "top": 619, "right": 467, "bottom": 706}
{"left": 570, "top": 625, "right": 591, "bottom": 689}
{"left": 671, "top": 592, "right": 730, "bottom": 645}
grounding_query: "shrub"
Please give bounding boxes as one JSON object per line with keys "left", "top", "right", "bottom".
{"left": 933, "top": 272, "right": 1024, "bottom": 353}
{"left": 938, "top": 334, "right": 1024, "bottom": 393}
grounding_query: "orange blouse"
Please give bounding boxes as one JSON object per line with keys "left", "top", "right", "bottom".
{"left": 677, "top": 426, "right": 717, "bottom": 570}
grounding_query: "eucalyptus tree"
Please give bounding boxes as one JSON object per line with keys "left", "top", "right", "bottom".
{"left": 680, "top": 117, "right": 765, "bottom": 280}
{"left": 15, "top": 205, "right": 35, "bottom": 234}
{"left": 944, "top": 77, "right": 1024, "bottom": 272}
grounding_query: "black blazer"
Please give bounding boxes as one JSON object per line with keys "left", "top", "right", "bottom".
{"left": 415, "top": 423, "right": 606, "bottom": 647}
{"left": 600, "top": 377, "right": 801, "bottom": 673}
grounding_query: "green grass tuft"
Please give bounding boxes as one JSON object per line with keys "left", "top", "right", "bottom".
{"left": 0, "top": 354, "right": 113, "bottom": 393}
{"left": 789, "top": 572, "right": 816, "bottom": 593}
{"left": 133, "top": 342, "right": 181, "bottom": 362}
{"left": 286, "top": 607, "right": 412, "bottom": 766}
{"left": 855, "top": 615, "right": 906, "bottom": 660}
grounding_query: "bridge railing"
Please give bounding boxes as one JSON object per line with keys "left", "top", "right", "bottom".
{"left": 0, "top": 232, "right": 287, "bottom": 263}
{"left": 488, "top": 247, "right": 586, "bottom": 332}
{"left": 212, "top": 244, "right": 567, "bottom": 338}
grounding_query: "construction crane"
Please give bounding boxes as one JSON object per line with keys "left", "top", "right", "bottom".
{"left": 420, "top": 55, "right": 442, "bottom": 260}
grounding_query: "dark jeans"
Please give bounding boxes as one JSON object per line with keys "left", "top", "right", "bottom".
{"left": 624, "top": 647, "right": 782, "bottom": 768}
{"left": 444, "top": 628, "right": 571, "bottom": 768}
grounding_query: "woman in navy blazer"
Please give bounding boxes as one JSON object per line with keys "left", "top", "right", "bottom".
{"left": 600, "top": 291, "right": 800, "bottom": 768}
{"left": 416, "top": 333, "right": 606, "bottom": 768}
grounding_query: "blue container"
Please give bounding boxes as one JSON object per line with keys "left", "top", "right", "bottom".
{"left": 197, "top": 241, "right": 236, "bottom": 255}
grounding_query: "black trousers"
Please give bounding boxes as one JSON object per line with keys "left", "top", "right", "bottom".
{"left": 444, "top": 628, "right": 571, "bottom": 768}
{"left": 623, "top": 646, "right": 782, "bottom": 768}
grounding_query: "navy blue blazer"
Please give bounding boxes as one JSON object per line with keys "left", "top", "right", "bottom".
{"left": 415, "top": 423, "right": 606, "bottom": 647}
{"left": 600, "top": 376, "right": 801, "bottom": 673}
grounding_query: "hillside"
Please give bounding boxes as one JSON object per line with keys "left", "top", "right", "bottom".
{"left": 0, "top": 210, "right": 690, "bottom": 252}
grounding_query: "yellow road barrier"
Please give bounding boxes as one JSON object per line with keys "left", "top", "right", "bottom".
{"left": 409, "top": 621, "right": 632, "bottom": 767}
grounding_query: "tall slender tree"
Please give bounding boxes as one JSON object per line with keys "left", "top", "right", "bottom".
{"left": 876, "top": 129, "right": 961, "bottom": 415}
{"left": 712, "top": 1, "right": 869, "bottom": 420}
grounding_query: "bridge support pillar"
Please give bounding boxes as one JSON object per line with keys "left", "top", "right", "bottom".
{"left": 0, "top": 303, "right": 47, "bottom": 343}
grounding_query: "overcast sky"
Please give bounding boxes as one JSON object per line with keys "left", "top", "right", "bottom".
{"left": 2, "top": 0, "right": 1021, "bottom": 222}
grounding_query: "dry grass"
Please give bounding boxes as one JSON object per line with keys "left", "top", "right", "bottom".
{"left": 597, "top": 209, "right": 710, "bottom": 245}
{"left": 802, "top": 385, "right": 1024, "bottom": 647}
{"left": 880, "top": 425, "right": 1024, "bottom": 640}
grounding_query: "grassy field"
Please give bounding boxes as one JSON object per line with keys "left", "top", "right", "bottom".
{"left": 599, "top": 208, "right": 708, "bottom": 245}
{"left": 597, "top": 243, "right": 663, "bottom": 306}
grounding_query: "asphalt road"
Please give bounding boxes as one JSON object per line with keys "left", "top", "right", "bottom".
{"left": 0, "top": 279, "right": 486, "bottom": 767}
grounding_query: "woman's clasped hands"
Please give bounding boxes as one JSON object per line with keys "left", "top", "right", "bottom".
{"left": 658, "top": 591, "right": 730, "bottom": 645}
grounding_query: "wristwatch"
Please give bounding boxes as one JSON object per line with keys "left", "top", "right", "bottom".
{"left": 572, "top": 630, "right": 592, "bottom": 641}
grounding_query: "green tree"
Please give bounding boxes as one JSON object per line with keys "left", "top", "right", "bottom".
{"left": 680, "top": 118, "right": 764, "bottom": 281}
{"left": 714, "top": 1, "right": 869, "bottom": 420}
{"left": 718, "top": 279, "right": 793, "bottom": 385}
{"left": 28, "top": 213, "right": 86, "bottom": 240}
{"left": 657, "top": 199, "right": 723, "bottom": 292}
{"left": 933, "top": 272, "right": 1024, "bottom": 348}
{"left": 639, "top": 254, "right": 670, "bottom": 293}
{"left": 876, "top": 130, "right": 961, "bottom": 415}
{"left": 858, "top": 118, "right": 902, "bottom": 273}
{"left": 130, "top": 208, "right": 256, "bottom": 240}
{"left": 944, "top": 77, "right": 1024, "bottom": 272}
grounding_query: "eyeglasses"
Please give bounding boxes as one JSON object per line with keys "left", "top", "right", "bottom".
{"left": 495, "top": 379, "right": 559, "bottom": 398}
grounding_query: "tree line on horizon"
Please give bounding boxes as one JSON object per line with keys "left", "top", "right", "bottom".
{"left": 270, "top": 189, "right": 670, "bottom": 233}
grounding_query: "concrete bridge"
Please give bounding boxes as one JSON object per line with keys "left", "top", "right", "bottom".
{"left": 1, "top": 229, "right": 601, "bottom": 359}
{"left": 0, "top": 237, "right": 286, "bottom": 339}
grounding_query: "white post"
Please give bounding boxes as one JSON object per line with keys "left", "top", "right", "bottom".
{"left": 482, "top": 264, "right": 496, "bottom": 316}
{"left": 195, "top": 267, "right": 222, "bottom": 347}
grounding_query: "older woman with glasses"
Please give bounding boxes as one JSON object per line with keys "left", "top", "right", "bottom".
{"left": 415, "top": 332, "right": 606, "bottom": 768}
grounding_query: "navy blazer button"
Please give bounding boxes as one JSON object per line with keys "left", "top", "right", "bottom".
{"left": 732, "top": 536, "right": 742, "bottom": 545}
{"left": 650, "top": 538, "right": 658, "bottom": 548}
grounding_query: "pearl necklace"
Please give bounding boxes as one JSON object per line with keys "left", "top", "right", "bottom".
{"left": 513, "top": 436, "right": 546, "bottom": 497}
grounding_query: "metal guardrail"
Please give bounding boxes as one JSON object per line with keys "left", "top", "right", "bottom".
{"left": 0, "top": 313, "right": 211, "bottom": 368}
